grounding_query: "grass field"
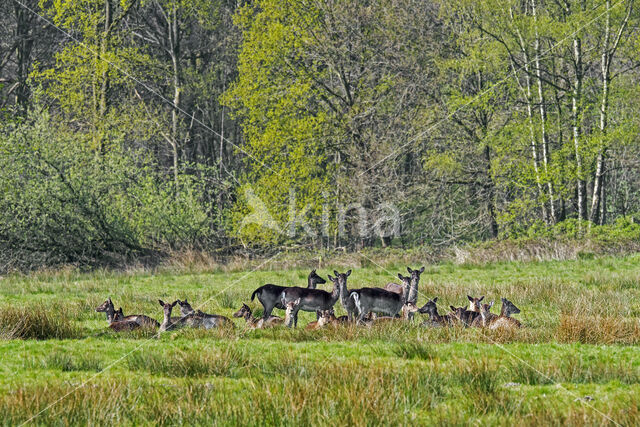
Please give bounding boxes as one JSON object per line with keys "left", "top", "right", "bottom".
{"left": 1, "top": 255, "right": 640, "bottom": 425}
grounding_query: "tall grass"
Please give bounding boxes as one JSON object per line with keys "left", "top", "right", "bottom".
{"left": 0, "top": 304, "right": 80, "bottom": 340}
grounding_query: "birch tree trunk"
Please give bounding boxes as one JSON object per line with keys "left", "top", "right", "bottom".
{"left": 532, "top": 0, "right": 556, "bottom": 223}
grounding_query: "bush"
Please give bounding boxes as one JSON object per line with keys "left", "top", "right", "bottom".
{"left": 0, "top": 110, "right": 213, "bottom": 271}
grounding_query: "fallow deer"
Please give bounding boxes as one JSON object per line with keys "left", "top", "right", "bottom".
{"left": 176, "top": 299, "right": 233, "bottom": 329}
{"left": 284, "top": 298, "right": 302, "bottom": 328}
{"left": 488, "top": 298, "right": 522, "bottom": 329}
{"left": 250, "top": 269, "right": 327, "bottom": 320}
{"left": 367, "top": 302, "right": 420, "bottom": 324}
{"left": 348, "top": 286, "right": 408, "bottom": 323}
{"left": 418, "top": 297, "right": 454, "bottom": 327}
{"left": 232, "top": 303, "right": 283, "bottom": 329}
{"left": 158, "top": 300, "right": 194, "bottom": 332}
{"left": 280, "top": 273, "right": 342, "bottom": 328}
{"left": 95, "top": 298, "right": 159, "bottom": 328}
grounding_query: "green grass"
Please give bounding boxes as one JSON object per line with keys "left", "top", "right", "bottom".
{"left": 1, "top": 255, "right": 640, "bottom": 425}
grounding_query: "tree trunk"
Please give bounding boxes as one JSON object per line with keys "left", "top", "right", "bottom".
{"left": 572, "top": 35, "right": 586, "bottom": 223}
{"left": 589, "top": 0, "right": 633, "bottom": 225}
{"left": 532, "top": 0, "right": 556, "bottom": 223}
{"left": 168, "top": 5, "right": 181, "bottom": 187}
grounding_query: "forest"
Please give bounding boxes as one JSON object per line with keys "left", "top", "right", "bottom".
{"left": 2, "top": 0, "right": 640, "bottom": 270}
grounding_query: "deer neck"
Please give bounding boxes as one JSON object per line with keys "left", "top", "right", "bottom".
{"left": 499, "top": 303, "right": 507, "bottom": 317}
{"left": 339, "top": 281, "right": 350, "bottom": 306}
{"left": 481, "top": 311, "right": 489, "bottom": 327}
{"left": 331, "top": 283, "right": 341, "bottom": 304}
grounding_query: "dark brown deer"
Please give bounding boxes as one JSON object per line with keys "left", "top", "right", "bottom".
{"left": 280, "top": 274, "right": 342, "bottom": 328}
{"left": 176, "top": 299, "right": 233, "bottom": 329}
{"left": 450, "top": 305, "right": 478, "bottom": 327}
{"left": 418, "top": 297, "right": 454, "bottom": 327}
{"left": 95, "top": 298, "right": 159, "bottom": 328}
{"left": 232, "top": 303, "right": 283, "bottom": 329}
{"left": 250, "top": 270, "right": 326, "bottom": 320}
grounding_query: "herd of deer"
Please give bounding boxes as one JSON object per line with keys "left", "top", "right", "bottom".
{"left": 95, "top": 267, "right": 522, "bottom": 332}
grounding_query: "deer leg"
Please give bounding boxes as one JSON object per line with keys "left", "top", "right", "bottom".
{"left": 263, "top": 303, "right": 274, "bottom": 320}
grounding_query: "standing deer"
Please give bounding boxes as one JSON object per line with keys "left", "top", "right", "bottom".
{"left": 367, "top": 302, "right": 420, "bottom": 324}
{"left": 284, "top": 298, "right": 302, "bottom": 328}
{"left": 250, "top": 270, "right": 327, "bottom": 320}
{"left": 348, "top": 286, "right": 408, "bottom": 323}
{"left": 233, "top": 303, "right": 283, "bottom": 329}
{"left": 384, "top": 267, "right": 425, "bottom": 303}
{"left": 176, "top": 299, "right": 233, "bottom": 329}
{"left": 280, "top": 273, "right": 342, "bottom": 328}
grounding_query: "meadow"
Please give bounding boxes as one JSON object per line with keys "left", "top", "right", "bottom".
{"left": 1, "top": 255, "right": 640, "bottom": 425}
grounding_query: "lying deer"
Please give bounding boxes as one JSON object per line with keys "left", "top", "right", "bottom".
{"left": 471, "top": 298, "right": 522, "bottom": 328}
{"left": 176, "top": 299, "right": 233, "bottom": 329}
{"left": 488, "top": 298, "right": 522, "bottom": 329}
{"left": 95, "top": 298, "right": 159, "bottom": 328}
{"left": 233, "top": 303, "right": 283, "bottom": 329}
{"left": 251, "top": 269, "right": 326, "bottom": 320}
{"left": 418, "top": 297, "right": 454, "bottom": 327}
{"left": 158, "top": 299, "right": 195, "bottom": 332}
{"left": 280, "top": 273, "right": 342, "bottom": 328}
{"left": 450, "top": 305, "right": 479, "bottom": 327}
{"left": 305, "top": 308, "right": 347, "bottom": 330}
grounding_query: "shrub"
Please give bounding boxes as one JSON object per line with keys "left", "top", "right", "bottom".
{"left": 0, "top": 109, "right": 213, "bottom": 272}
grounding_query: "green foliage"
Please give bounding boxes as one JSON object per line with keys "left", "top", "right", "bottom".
{"left": 0, "top": 109, "right": 212, "bottom": 270}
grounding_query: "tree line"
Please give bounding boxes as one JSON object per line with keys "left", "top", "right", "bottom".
{"left": 1, "top": 0, "right": 639, "bottom": 268}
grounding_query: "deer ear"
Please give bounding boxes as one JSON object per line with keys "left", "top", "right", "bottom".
{"left": 311, "top": 269, "right": 316, "bottom": 273}
{"left": 333, "top": 270, "right": 339, "bottom": 276}
{"left": 501, "top": 297, "right": 507, "bottom": 303}
{"left": 450, "top": 305, "right": 456, "bottom": 311}
{"left": 398, "top": 273, "right": 403, "bottom": 280}
{"left": 171, "top": 301, "right": 177, "bottom": 307}
{"left": 158, "top": 300, "right": 164, "bottom": 307}
{"left": 407, "top": 267, "right": 412, "bottom": 274}
{"left": 328, "top": 275, "right": 334, "bottom": 281}
{"left": 489, "top": 301, "right": 494, "bottom": 308}
{"left": 346, "top": 270, "right": 351, "bottom": 277}
{"left": 433, "top": 297, "right": 438, "bottom": 303}
{"left": 419, "top": 266, "right": 425, "bottom": 273}
{"left": 479, "top": 296, "right": 485, "bottom": 302}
